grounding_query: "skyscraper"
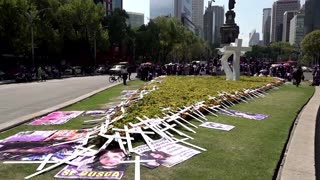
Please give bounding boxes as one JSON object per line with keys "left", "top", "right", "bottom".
{"left": 289, "top": 12, "right": 305, "bottom": 46}
{"left": 97, "top": 0, "right": 123, "bottom": 16}
{"left": 262, "top": 8, "right": 271, "bottom": 45}
{"left": 282, "top": 11, "right": 298, "bottom": 42}
{"left": 270, "top": 0, "right": 300, "bottom": 42}
{"left": 249, "top": 30, "right": 260, "bottom": 46}
{"left": 150, "top": 0, "right": 195, "bottom": 33}
{"left": 150, "top": 0, "right": 174, "bottom": 19}
{"left": 203, "top": 1, "right": 224, "bottom": 46}
{"left": 304, "top": 0, "right": 320, "bottom": 35}
{"left": 192, "top": 0, "right": 204, "bottom": 38}
{"left": 127, "top": 12, "right": 144, "bottom": 27}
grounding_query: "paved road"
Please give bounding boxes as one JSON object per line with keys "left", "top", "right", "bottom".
{"left": 0, "top": 75, "right": 131, "bottom": 128}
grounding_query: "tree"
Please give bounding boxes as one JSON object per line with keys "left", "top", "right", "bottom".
{"left": 105, "top": 9, "right": 129, "bottom": 45}
{"left": 0, "top": 0, "right": 32, "bottom": 55}
{"left": 269, "top": 42, "right": 294, "bottom": 61}
{"left": 301, "top": 30, "right": 320, "bottom": 65}
{"left": 57, "top": 0, "right": 108, "bottom": 61}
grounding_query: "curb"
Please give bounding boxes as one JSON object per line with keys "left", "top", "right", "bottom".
{"left": 276, "top": 86, "right": 319, "bottom": 180}
{"left": 0, "top": 81, "right": 124, "bottom": 133}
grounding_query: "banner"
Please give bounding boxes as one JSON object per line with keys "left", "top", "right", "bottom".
{"left": 55, "top": 149, "right": 127, "bottom": 179}
{"left": 133, "top": 138, "right": 201, "bottom": 167}
{"left": 0, "top": 141, "right": 74, "bottom": 161}
{"left": 199, "top": 122, "right": 235, "bottom": 131}
{"left": 29, "top": 111, "right": 84, "bottom": 125}
{"left": 45, "top": 129, "right": 92, "bottom": 142}
{"left": 0, "top": 131, "right": 56, "bottom": 143}
{"left": 218, "top": 109, "right": 268, "bottom": 120}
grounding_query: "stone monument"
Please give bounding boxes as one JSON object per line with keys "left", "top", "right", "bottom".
{"left": 218, "top": 0, "right": 252, "bottom": 81}
{"left": 218, "top": 39, "right": 252, "bottom": 81}
{"left": 220, "top": 0, "right": 239, "bottom": 45}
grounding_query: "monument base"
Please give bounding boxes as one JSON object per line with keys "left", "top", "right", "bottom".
{"left": 220, "top": 24, "right": 239, "bottom": 46}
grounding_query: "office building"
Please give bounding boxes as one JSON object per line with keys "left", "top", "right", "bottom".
{"left": 127, "top": 12, "right": 144, "bottom": 27}
{"left": 94, "top": 0, "right": 123, "bottom": 16}
{"left": 304, "top": 0, "right": 320, "bottom": 35}
{"left": 282, "top": 11, "right": 298, "bottom": 42}
{"left": 204, "top": 1, "right": 224, "bottom": 46}
{"left": 150, "top": 0, "right": 174, "bottom": 19}
{"left": 270, "top": 0, "right": 300, "bottom": 42}
{"left": 289, "top": 12, "right": 305, "bottom": 46}
{"left": 262, "top": 8, "right": 272, "bottom": 45}
{"left": 192, "top": 0, "right": 204, "bottom": 38}
{"left": 249, "top": 30, "right": 260, "bottom": 46}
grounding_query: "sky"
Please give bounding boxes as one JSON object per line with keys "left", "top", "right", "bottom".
{"left": 123, "top": 0, "right": 305, "bottom": 46}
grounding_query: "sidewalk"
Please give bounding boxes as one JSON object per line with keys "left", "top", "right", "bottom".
{"left": 277, "top": 86, "right": 320, "bottom": 180}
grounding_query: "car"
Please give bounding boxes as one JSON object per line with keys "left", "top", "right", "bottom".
{"left": 109, "top": 64, "right": 125, "bottom": 75}
{"left": 302, "top": 66, "right": 313, "bottom": 72}
{"left": 96, "top": 66, "right": 107, "bottom": 74}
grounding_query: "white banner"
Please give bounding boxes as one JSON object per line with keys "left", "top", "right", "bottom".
{"left": 200, "top": 122, "right": 235, "bottom": 131}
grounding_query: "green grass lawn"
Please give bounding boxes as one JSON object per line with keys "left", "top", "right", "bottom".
{"left": 0, "top": 78, "right": 314, "bottom": 180}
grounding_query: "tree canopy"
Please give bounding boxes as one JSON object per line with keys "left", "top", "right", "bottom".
{"left": 301, "top": 30, "right": 320, "bottom": 65}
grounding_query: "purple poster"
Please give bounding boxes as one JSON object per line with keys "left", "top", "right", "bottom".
{"left": 55, "top": 149, "right": 127, "bottom": 179}
{"left": 0, "top": 131, "right": 56, "bottom": 143}
{"left": 29, "top": 111, "right": 84, "bottom": 125}
{"left": 45, "top": 129, "right": 92, "bottom": 142}
{"left": 0, "top": 141, "right": 75, "bottom": 161}
{"left": 218, "top": 109, "right": 268, "bottom": 120}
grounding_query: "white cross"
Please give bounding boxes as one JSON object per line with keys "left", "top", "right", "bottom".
{"left": 219, "top": 39, "right": 252, "bottom": 81}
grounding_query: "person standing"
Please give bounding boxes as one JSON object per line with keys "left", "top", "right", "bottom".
{"left": 121, "top": 66, "right": 128, "bottom": 85}
{"left": 37, "top": 66, "right": 43, "bottom": 82}
{"left": 127, "top": 65, "right": 132, "bottom": 80}
{"left": 292, "top": 66, "right": 303, "bottom": 87}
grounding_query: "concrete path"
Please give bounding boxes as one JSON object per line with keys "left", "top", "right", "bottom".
{"left": 278, "top": 86, "right": 320, "bottom": 180}
{"left": 0, "top": 75, "right": 135, "bottom": 131}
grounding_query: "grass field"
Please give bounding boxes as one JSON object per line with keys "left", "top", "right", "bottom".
{"left": 0, "top": 77, "right": 314, "bottom": 180}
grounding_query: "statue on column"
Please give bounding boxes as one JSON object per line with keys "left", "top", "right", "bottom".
{"left": 229, "top": 0, "right": 236, "bottom": 10}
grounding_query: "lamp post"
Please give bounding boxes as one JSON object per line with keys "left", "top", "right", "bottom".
{"left": 94, "top": 30, "right": 97, "bottom": 68}
{"left": 25, "top": 8, "right": 51, "bottom": 68}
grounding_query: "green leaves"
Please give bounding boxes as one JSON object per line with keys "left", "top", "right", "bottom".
{"left": 116, "top": 76, "right": 277, "bottom": 127}
{"left": 301, "top": 30, "right": 320, "bottom": 64}
{"left": 0, "top": 0, "right": 108, "bottom": 58}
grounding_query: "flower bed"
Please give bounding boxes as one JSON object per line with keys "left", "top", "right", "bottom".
{"left": 113, "top": 76, "right": 280, "bottom": 127}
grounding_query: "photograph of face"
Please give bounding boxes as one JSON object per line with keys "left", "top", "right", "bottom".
{"left": 140, "top": 150, "right": 171, "bottom": 169}
{"left": 81, "top": 149, "right": 127, "bottom": 172}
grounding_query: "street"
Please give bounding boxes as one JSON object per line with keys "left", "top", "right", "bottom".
{"left": 0, "top": 75, "right": 125, "bottom": 128}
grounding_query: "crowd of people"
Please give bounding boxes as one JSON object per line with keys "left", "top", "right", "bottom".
{"left": 135, "top": 60, "right": 320, "bottom": 86}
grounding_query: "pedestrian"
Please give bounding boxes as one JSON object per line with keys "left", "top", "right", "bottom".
{"left": 292, "top": 66, "right": 303, "bottom": 87}
{"left": 121, "top": 66, "right": 128, "bottom": 85}
{"left": 127, "top": 65, "right": 132, "bottom": 80}
{"left": 37, "top": 66, "right": 43, "bottom": 82}
{"left": 312, "top": 66, "right": 320, "bottom": 86}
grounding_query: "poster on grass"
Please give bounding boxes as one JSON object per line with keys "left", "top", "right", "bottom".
{"left": 29, "top": 111, "right": 84, "bottom": 125}
{"left": 45, "top": 129, "right": 92, "bottom": 142}
{"left": 85, "top": 110, "right": 106, "bottom": 116}
{"left": 0, "top": 141, "right": 75, "bottom": 161}
{"left": 133, "top": 138, "right": 201, "bottom": 168}
{"left": 0, "top": 131, "right": 56, "bottom": 143}
{"left": 199, "top": 122, "right": 235, "bottom": 131}
{"left": 139, "top": 150, "right": 171, "bottom": 169}
{"left": 218, "top": 109, "right": 268, "bottom": 121}
{"left": 55, "top": 149, "right": 127, "bottom": 179}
